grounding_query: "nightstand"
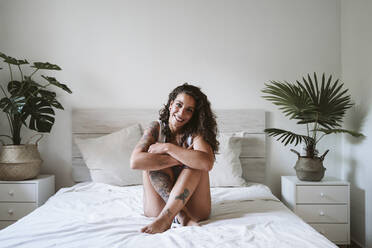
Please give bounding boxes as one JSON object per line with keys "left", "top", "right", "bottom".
{"left": 0, "top": 174, "right": 55, "bottom": 229}
{"left": 281, "top": 176, "right": 350, "bottom": 245}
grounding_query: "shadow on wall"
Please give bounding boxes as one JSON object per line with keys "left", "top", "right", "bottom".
{"left": 343, "top": 79, "right": 371, "bottom": 247}
{"left": 345, "top": 158, "right": 366, "bottom": 245}
{"left": 346, "top": 105, "right": 368, "bottom": 145}
{"left": 345, "top": 76, "right": 370, "bottom": 144}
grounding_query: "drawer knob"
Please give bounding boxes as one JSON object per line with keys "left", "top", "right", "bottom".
{"left": 320, "top": 192, "right": 325, "bottom": 197}
{"left": 8, "top": 209, "right": 14, "bottom": 215}
{"left": 319, "top": 211, "right": 325, "bottom": 216}
{"left": 8, "top": 191, "right": 14, "bottom": 196}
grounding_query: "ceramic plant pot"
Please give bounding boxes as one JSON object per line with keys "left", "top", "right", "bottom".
{"left": 290, "top": 149, "right": 329, "bottom": 181}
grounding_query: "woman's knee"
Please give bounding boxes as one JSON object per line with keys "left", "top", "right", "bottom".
{"left": 149, "top": 168, "right": 175, "bottom": 183}
{"left": 191, "top": 208, "right": 210, "bottom": 222}
{"left": 183, "top": 167, "right": 201, "bottom": 176}
{"left": 180, "top": 168, "right": 202, "bottom": 182}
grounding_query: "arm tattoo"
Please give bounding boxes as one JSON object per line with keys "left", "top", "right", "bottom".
{"left": 137, "top": 121, "right": 159, "bottom": 152}
{"left": 175, "top": 188, "right": 189, "bottom": 204}
{"left": 149, "top": 171, "right": 172, "bottom": 202}
{"left": 137, "top": 133, "right": 152, "bottom": 151}
{"left": 149, "top": 121, "right": 159, "bottom": 140}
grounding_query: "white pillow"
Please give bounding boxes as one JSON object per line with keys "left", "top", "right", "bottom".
{"left": 209, "top": 133, "right": 247, "bottom": 187}
{"left": 75, "top": 124, "right": 143, "bottom": 186}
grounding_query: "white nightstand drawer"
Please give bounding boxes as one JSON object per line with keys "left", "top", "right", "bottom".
{"left": 297, "top": 186, "right": 348, "bottom": 204}
{"left": 0, "top": 220, "right": 14, "bottom": 229}
{"left": 0, "top": 203, "right": 37, "bottom": 220}
{"left": 296, "top": 204, "right": 348, "bottom": 223}
{"left": 310, "top": 223, "right": 349, "bottom": 243}
{"left": 0, "top": 184, "right": 36, "bottom": 202}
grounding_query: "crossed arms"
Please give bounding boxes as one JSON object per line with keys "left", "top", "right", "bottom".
{"left": 130, "top": 121, "right": 214, "bottom": 172}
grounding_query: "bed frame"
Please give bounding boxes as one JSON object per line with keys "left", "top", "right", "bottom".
{"left": 71, "top": 109, "right": 266, "bottom": 184}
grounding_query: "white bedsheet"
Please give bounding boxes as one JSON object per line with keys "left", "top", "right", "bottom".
{"left": 0, "top": 182, "right": 336, "bottom": 248}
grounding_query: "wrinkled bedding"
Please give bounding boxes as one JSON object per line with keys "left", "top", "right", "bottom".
{"left": 0, "top": 182, "right": 336, "bottom": 248}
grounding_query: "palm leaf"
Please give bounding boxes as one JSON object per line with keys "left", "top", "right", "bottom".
{"left": 315, "top": 128, "right": 364, "bottom": 137}
{"left": 264, "top": 128, "right": 314, "bottom": 146}
{"left": 262, "top": 81, "right": 314, "bottom": 120}
{"left": 298, "top": 73, "right": 353, "bottom": 128}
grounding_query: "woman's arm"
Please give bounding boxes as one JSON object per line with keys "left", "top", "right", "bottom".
{"left": 130, "top": 121, "right": 180, "bottom": 171}
{"left": 148, "top": 135, "right": 214, "bottom": 171}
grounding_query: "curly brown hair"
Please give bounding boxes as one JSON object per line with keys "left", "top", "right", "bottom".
{"left": 159, "top": 83, "right": 219, "bottom": 154}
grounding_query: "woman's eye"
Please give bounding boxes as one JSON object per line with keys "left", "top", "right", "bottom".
{"left": 176, "top": 103, "right": 182, "bottom": 107}
{"left": 187, "top": 109, "right": 193, "bottom": 113}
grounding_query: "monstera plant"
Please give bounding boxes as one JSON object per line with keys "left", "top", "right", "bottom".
{"left": 0, "top": 52, "right": 72, "bottom": 145}
{"left": 0, "top": 52, "right": 72, "bottom": 180}
{"left": 262, "top": 73, "right": 363, "bottom": 181}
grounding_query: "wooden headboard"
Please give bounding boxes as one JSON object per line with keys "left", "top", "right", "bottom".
{"left": 72, "top": 109, "right": 266, "bottom": 184}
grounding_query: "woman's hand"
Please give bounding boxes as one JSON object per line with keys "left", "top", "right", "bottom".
{"left": 148, "top": 143, "right": 171, "bottom": 154}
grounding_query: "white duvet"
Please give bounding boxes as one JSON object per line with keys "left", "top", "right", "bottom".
{"left": 0, "top": 182, "right": 336, "bottom": 248}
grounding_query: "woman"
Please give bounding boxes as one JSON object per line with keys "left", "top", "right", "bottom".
{"left": 130, "top": 83, "right": 218, "bottom": 234}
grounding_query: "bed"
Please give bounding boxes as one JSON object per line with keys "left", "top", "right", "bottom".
{"left": 0, "top": 109, "right": 337, "bottom": 248}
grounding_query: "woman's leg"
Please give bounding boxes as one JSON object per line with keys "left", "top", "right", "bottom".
{"left": 141, "top": 168, "right": 204, "bottom": 234}
{"left": 184, "top": 171, "right": 211, "bottom": 221}
{"left": 143, "top": 168, "right": 198, "bottom": 226}
{"left": 142, "top": 168, "right": 173, "bottom": 217}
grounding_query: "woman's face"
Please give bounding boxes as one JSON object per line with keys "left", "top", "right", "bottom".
{"left": 168, "top": 93, "right": 196, "bottom": 133}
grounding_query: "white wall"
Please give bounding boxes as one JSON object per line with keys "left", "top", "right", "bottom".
{"left": 341, "top": 1, "right": 372, "bottom": 247}
{"left": 0, "top": 0, "right": 342, "bottom": 196}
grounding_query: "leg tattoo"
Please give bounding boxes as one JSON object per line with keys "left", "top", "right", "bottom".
{"left": 165, "top": 209, "right": 172, "bottom": 218}
{"left": 175, "top": 188, "right": 190, "bottom": 204}
{"left": 149, "top": 171, "right": 172, "bottom": 202}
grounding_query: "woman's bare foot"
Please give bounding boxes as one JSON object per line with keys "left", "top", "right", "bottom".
{"left": 141, "top": 211, "right": 173, "bottom": 234}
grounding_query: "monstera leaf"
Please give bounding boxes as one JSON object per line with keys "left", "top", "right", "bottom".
{"left": 32, "top": 62, "right": 61, "bottom": 70}
{"left": 0, "top": 51, "right": 72, "bottom": 144}
{"left": 0, "top": 95, "right": 26, "bottom": 115}
{"left": 41, "top": 75, "right": 72, "bottom": 93}
{"left": 0, "top": 52, "right": 28, "bottom": 65}
{"left": 21, "top": 97, "right": 55, "bottom": 132}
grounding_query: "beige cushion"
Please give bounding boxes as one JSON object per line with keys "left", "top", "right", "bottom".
{"left": 209, "top": 133, "right": 247, "bottom": 187}
{"left": 75, "top": 124, "right": 143, "bottom": 186}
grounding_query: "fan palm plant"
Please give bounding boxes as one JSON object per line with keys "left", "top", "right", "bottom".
{"left": 262, "top": 73, "right": 363, "bottom": 158}
{"left": 0, "top": 52, "right": 72, "bottom": 145}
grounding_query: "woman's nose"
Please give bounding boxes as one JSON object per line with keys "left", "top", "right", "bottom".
{"left": 179, "top": 108, "right": 186, "bottom": 116}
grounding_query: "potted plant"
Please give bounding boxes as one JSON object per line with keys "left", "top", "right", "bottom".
{"left": 262, "top": 73, "right": 363, "bottom": 181}
{"left": 0, "top": 52, "right": 72, "bottom": 180}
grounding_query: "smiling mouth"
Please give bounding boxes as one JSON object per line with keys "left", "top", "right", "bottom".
{"left": 174, "top": 115, "right": 184, "bottom": 123}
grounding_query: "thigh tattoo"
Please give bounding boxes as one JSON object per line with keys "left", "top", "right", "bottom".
{"left": 149, "top": 171, "right": 172, "bottom": 202}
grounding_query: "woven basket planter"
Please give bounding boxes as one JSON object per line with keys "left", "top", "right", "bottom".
{"left": 0, "top": 144, "right": 42, "bottom": 181}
